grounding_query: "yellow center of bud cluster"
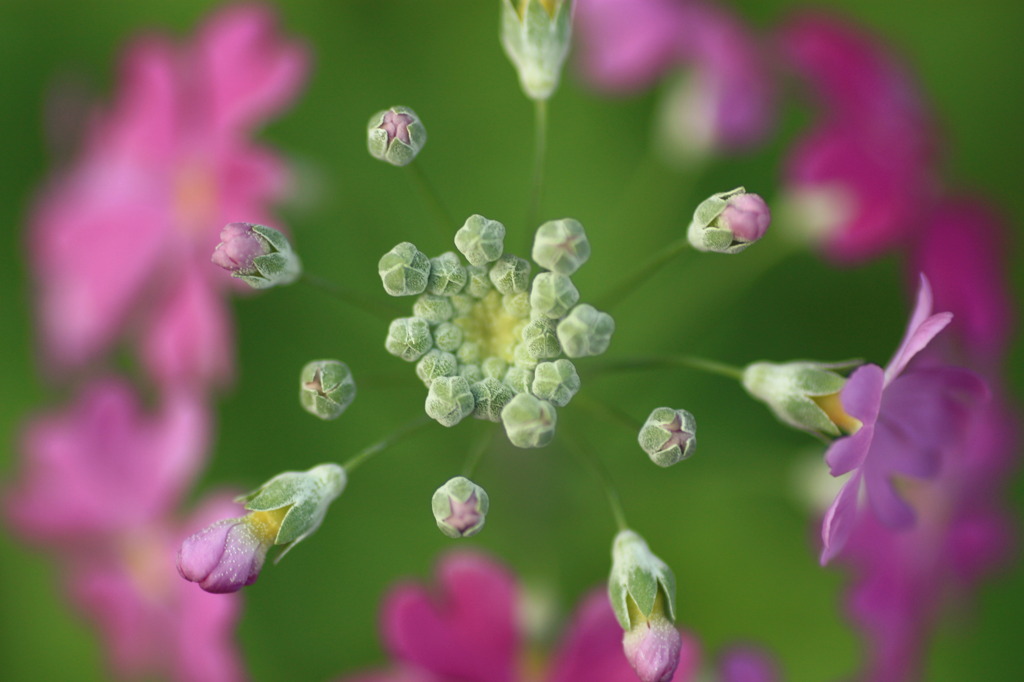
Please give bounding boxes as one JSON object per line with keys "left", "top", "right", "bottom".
{"left": 454, "top": 290, "right": 529, "bottom": 364}
{"left": 246, "top": 506, "right": 292, "bottom": 544}
{"left": 812, "top": 393, "right": 863, "bottom": 435}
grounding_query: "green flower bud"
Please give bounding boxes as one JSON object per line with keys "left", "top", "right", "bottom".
{"left": 532, "top": 218, "right": 590, "bottom": 275}
{"left": 531, "top": 359, "right": 579, "bottom": 407}
{"left": 428, "top": 252, "right": 467, "bottom": 296}
{"left": 466, "top": 265, "right": 494, "bottom": 298}
{"left": 433, "top": 322, "right": 464, "bottom": 352}
{"left": 513, "top": 342, "right": 540, "bottom": 370}
{"left": 379, "top": 242, "right": 431, "bottom": 296}
{"left": 489, "top": 254, "right": 532, "bottom": 294}
{"left": 501, "top": 393, "right": 556, "bottom": 448}
{"left": 504, "top": 366, "right": 535, "bottom": 394}
{"left": 416, "top": 349, "right": 458, "bottom": 387}
{"left": 212, "top": 223, "right": 302, "bottom": 289}
{"left": 299, "top": 360, "right": 356, "bottom": 420}
{"left": 425, "top": 375, "right": 475, "bottom": 427}
{"left": 431, "top": 476, "right": 489, "bottom": 538}
{"left": 500, "top": 0, "right": 573, "bottom": 101}
{"left": 687, "top": 187, "right": 771, "bottom": 254}
{"left": 556, "top": 304, "right": 614, "bottom": 357}
{"left": 455, "top": 214, "right": 506, "bottom": 266}
{"left": 413, "top": 294, "right": 454, "bottom": 324}
{"left": 521, "top": 318, "right": 561, "bottom": 360}
{"left": 503, "top": 291, "right": 532, "bottom": 319}
{"left": 607, "top": 529, "right": 677, "bottom": 631}
{"left": 457, "top": 341, "right": 483, "bottom": 365}
{"left": 741, "top": 360, "right": 859, "bottom": 437}
{"left": 638, "top": 407, "right": 696, "bottom": 467}
{"left": 367, "top": 106, "right": 426, "bottom": 167}
{"left": 482, "top": 356, "right": 509, "bottom": 380}
{"left": 237, "top": 463, "right": 347, "bottom": 558}
{"left": 530, "top": 272, "right": 579, "bottom": 319}
{"left": 385, "top": 317, "right": 433, "bottom": 361}
{"left": 450, "top": 293, "right": 476, "bottom": 316}
{"left": 471, "top": 377, "right": 516, "bottom": 422}
{"left": 459, "top": 364, "right": 484, "bottom": 384}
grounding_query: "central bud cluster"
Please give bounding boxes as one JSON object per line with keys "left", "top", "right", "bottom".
{"left": 379, "top": 214, "right": 614, "bottom": 447}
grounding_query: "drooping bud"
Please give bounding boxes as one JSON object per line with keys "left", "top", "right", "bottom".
{"left": 212, "top": 222, "right": 301, "bottom": 288}
{"left": 299, "top": 360, "right": 356, "bottom": 420}
{"left": 556, "top": 304, "right": 614, "bottom": 357}
{"left": 638, "top": 408, "right": 696, "bottom": 467}
{"left": 431, "top": 476, "right": 489, "bottom": 538}
{"left": 177, "top": 463, "right": 346, "bottom": 593}
{"left": 367, "top": 106, "right": 427, "bottom": 166}
{"left": 385, "top": 317, "right": 433, "bottom": 361}
{"left": 687, "top": 187, "right": 771, "bottom": 254}
{"left": 425, "top": 375, "right": 475, "bottom": 427}
{"left": 531, "top": 359, "right": 580, "bottom": 406}
{"left": 379, "top": 242, "right": 431, "bottom": 296}
{"left": 501, "top": 393, "right": 557, "bottom": 448}
{"left": 741, "top": 360, "right": 861, "bottom": 437}
{"left": 500, "top": 0, "right": 573, "bottom": 101}
{"left": 608, "top": 529, "right": 681, "bottom": 682}
{"left": 455, "top": 215, "right": 506, "bottom": 266}
{"left": 532, "top": 218, "right": 591, "bottom": 275}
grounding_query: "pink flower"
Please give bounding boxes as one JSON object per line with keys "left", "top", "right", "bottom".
{"left": 29, "top": 4, "right": 307, "bottom": 390}
{"left": 338, "top": 552, "right": 778, "bottom": 682}
{"left": 6, "top": 377, "right": 208, "bottom": 545}
{"left": 67, "top": 495, "right": 248, "bottom": 681}
{"left": 574, "top": 0, "right": 774, "bottom": 153}
{"left": 820, "top": 277, "right": 988, "bottom": 564}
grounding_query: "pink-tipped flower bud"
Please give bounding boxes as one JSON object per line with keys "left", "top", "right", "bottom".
{"left": 687, "top": 187, "right": 771, "bottom": 254}
{"left": 720, "top": 192, "right": 771, "bottom": 244}
{"left": 211, "top": 222, "right": 268, "bottom": 272}
{"left": 211, "top": 222, "right": 301, "bottom": 288}
{"left": 176, "top": 512, "right": 279, "bottom": 593}
{"left": 622, "top": 613, "right": 683, "bottom": 682}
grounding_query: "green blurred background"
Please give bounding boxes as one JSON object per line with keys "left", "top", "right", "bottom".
{"left": 1, "top": 1, "right": 1021, "bottom": 680}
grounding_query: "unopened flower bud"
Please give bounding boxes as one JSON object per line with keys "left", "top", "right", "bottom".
{"left": 178, "top": 463, "right": 346, "bottom": 593}
{"left": 531, "top": 359, "right": 580, "bottom": 406}
{"left": 300, "top": 360, "right": 356, "bottom": 420}
{"left": 367, "top": 106, "right": 426, "bottom": 166}
{"left": 416, "top": 349, "right": 458, "bottom": 387}
{"left": 622, "top": 610, "right": 683, "bottom": 682}
{"left": 501, "top": 393, "right": 556, "bottom": 448}
{"left": 741, "top": 360, "right": 860, "bottom": 437}
{"left": 431, "top": 476, "right": 489, "bottom": 538}
{"left": 503, "top": 366, "right": 535, "bottom": 394}
{"left": 466, "top": 265, "right": 494, "bottom": 298}
{"left": 459, "top": 364, "right": 484, "bottom": 384}
{"left": 500, "top": 0, "right": 573, "bottom": 101}
{"left": 455, "top": 215, "right": 506, "bottom": 265}
{"left": 433, "top": 322, "right": 464, "bottom": 352}
{"left": 428, "top": 252, "right": 468, "bottom": 296}
{"left": 212, "top": 223, "right": 301, "bottom": 288}
{"left": 471, "top": 377, "right": 515, "bottom": 422}
{"left": 521, "top": 318, "right": 561, "bottom": 359}
{"left": 687, "top": 187, "right": 770, "bottom": 254}
{"left": 557, "top": 304, "right": 614, "bottom": 357}
{"left": 482, "top": 357, "right": 509, "bottom": 380}
{"left": 532, "top": 218, "right": 590, "bottom": 275}
{"left": 489, "top": 254, "right": 532, "bottom": 294}
{"left": 425, "top": 375, "right": 475, "bottom": 427}
{"left": 379, "top": 242, "right": 431, "bottom": 296}
{"left": 608, "top": 529, "right": 677, "bottom": 634}
{"left": 638, "top": 408, "right": 696, "bottom": 467}
{"left": 385, "top": 317, "right": 433, "bottom": 361}
{"left": 530, "top": 272, "right": 579, "bottom": 319}
{"left": 413, "top": 294, "right": 454, "bottom": 324}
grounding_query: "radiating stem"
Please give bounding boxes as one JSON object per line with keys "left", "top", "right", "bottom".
{"left": 596, "top": 236, "right": 691, "bottom": 310}
{"left": 461, "top": 424, "right": 498, "bottom": 478}
{"left": 407, "top": 161, "right": 456, "bottom": 244}
{"left": 527, "top": 97, "right": 548, "bottom": 233}
{"left": 590, "top": 355, "right": 746, "bottom": 381}
{"left": 574, "top": 391, "right": 644, "bottom": 433}
{"left": 559, "top": 425, "right": 629, "bottom": 532}
{"left": 300, "top": 273, "right": 403, "bottom": 321}
{"left": 342, "top": 415, "right": 432, "bottom": 473}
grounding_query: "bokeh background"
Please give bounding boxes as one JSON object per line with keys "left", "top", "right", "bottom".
{"left": 1, "top": 1, "right": 1021, "bottom": 680}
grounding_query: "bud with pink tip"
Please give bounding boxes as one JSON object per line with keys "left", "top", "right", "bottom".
{"left": 622, "top": 609, "right": 683, "bottom": 682}
{"left": 367, "top": 106, "right": 427, "bottom": 166}
{"left": 687, "top": 187, "right": 770, "bottom": 254}
{"left": 211, "top": 222, "right": 301, "bottom": 288}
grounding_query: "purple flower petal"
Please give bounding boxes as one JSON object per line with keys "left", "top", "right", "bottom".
{"left": 820, "top": 471, "right": 863, "bottom": 565}
{"left": 884, "top": 276, "right": 952, "bottom": 384}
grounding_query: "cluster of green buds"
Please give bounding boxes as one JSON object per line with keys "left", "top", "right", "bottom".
{"left": 500, "top": 0, "right": 573, "bottom": 101}
{"left": 379, "top": 215, "right": 613, "bottom": 448}
{"left": 741, "top": 360, "right": 862, "bottom": 437}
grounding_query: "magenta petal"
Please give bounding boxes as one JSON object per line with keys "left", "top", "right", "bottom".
{"left": 382, "top": 553, "right": 519, "bottom": 682}
{"left": 821, "top": 472, "right": 863, "bottom": 565}
{"left": 839, "top": 364, "right": 885, "bottom": 423}
{"left": 824, "top": 425, "right": 873, "bottom": 477}
{"left": 177, "top": 517, "right": 267, "bottom": 594}
{"left": 884, "top": 276, "right": 952, "bottom": 384}
{"left": 863, "top": 466, "right": 916, "bottom": 530}
{"left": 718, "top": 646, "right": 780, "bottom": 682}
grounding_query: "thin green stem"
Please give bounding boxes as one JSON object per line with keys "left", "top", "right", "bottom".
{"left": 527, "top": 97, "right": 548, "bottom": 233}
{"left": 300, "top": 273, "right": 403, "bottom": 321}
{"left": 559, "top": 424, "right": 629, "bottom": 532}
{"left": 461, "top": 424, "right": 498, "bottom": 478}
{"left": 342, "top": 415, "right": 432, "bottom": 473}
{"left": 596, "top": 236, "right": 691, "bottom": 310}
{"left": 407, "top": 161, "right": 456, "bottom": 244}
{"left": 573, "top": 391, "right": 644, "bottom": 434}
{"left": 590, "top": 355, "right": 745, "bottom": 381}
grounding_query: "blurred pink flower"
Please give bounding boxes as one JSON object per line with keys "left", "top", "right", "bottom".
{"left": 909, "top": 196, "right": 1015, "bottom": 366}
{"left": 29, "top": 3, "right": 307, "bottom": 390}
{"left": 68, "top": 495, "right": 248, "bottom": 682}
{"left": 574, "top": 0, "right": 774, "bottom": 154}
{"left": 6, "top": 377, "right": 208, "bottom": 545}
{"left": 777, "top": 13, "right": 936, "bottom": 262}
{"left": 339, "top": 552, "right": 777, "bottom": 682}
{"left": 820, "top": 277, "right": 988, "bottom": 564}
